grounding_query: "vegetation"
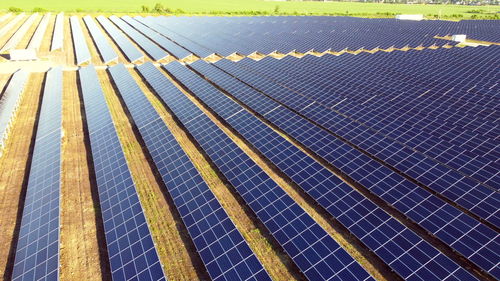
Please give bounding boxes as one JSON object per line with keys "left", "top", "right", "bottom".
{"left": 0, "top": 0, "right": 498, "bottom": 19}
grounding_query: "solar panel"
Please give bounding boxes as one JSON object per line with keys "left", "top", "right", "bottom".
{"left": 82, "top": 16, "right": 118, "bottom": 64}
{"left": 70, "top": 16, "right": 91, "bottom": 65}
{"left": 146, "top": 61, "right": 375, "bottom": 281}
{"left": 96, "top": 16, "right": 143, "bottom": 63}
{"left": 0, "top": 13, "right": 25, "bottom": 41}
{"left": 108, "top": 16, "right": 168, "bottom": 61}
{"left": 108, "top": 64, "right": 271, "bottom": 281}
{"left": 125, "top": 16, "right": 193, "bottom": 60}
{"left": 11, "top": 67, "right": 63, "bottom": 281}
{"left": 50, "top": 13, "right": 64, "bottom": 51}
{"left": 0, "top": 13, "right": 38, "bottom": 52}
{"left": 27, "top": 13, "right": 51, "bottom": 50}
{"left": 79, "top": 65, "right": 166, "bottom": 281}
{"left": 0, "top": 70, "right": 29, "bottom": 156}
{"left": 211, "top": 55, "right": 500, "bottom": 278}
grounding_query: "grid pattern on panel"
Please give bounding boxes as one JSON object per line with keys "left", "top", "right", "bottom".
{"left": 108, "top": 64, "right": 270, "bottom": 281}
{"left": 50, "top": 13, "right": 64, "bottom": 51}
{"left": 27, "top": 13, "right": 51, "bottom": 50}
{"left": 69, "top": 16, "right": 91, "bottom": 65}
{"left": 79, "top": 65, "right": 166, "bottom": 281}
{"left": 235, "top": 48, "right": 499, "bottom": 188}
{"left": 216, "top": 56, "right": 500, "bottom": 226}
{"left": 83, "top": 16, "right": 118, "bottom": 64}
{"left": 188, "top": 60, "right": 479, "bottom": 281}
{"left": 108, "top": 16, "right": 167, "bottom": 61}
{"left": 211, "top": 56, "right": 500, "bottom": 278}
{"left": 0, "top": 13, "right": 38, "bottom": 52}
{"left": 130, "top": 16, "right": 192, "bottom": 60}
{"left": 11, "top": 67, "right": 63, "bottom": 281}
{"left": 0, "top": 70, "right": 29, "bottom": 154}
{"left": 96, "top": 15, "right": 143, "bottom": 63}
{"left": 147, "top": 62, "right": 374, "bottom": 281}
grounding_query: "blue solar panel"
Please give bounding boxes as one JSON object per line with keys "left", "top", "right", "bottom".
{"left": 107, "top": 64, "right": 271, "bottom": 281}
{"left": 83, "top": 16, "right": 118, "bottom": 64}
{"left": 79, "top": 65, "right": 166, "bottom": 281}
{"left": 70, "top": 16, "right": 91, "bottom": 65}
{"left": 171, "top": 60, "right": 481, "bottom": 281}
{"left": 143, "top": 61, "right": 375, "bottom": 281}
{"left": 209, "top": 54, "right": 500, "bottom": 278}
{"left": 96, "top": 15, "right": 144, "bottom": 63}
{"left": 12, "top": 67, "right": 63, "bottom": 281}
{"left": 108, "top": 16, "right": 168, "bottom": 61}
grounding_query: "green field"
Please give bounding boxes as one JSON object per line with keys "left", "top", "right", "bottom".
{"left": 1, "top": 0, "right": 499, "bottom": 19}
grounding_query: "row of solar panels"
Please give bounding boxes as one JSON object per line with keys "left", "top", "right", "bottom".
{"left": 0, "top": 13, "right": 63, "bottom": 53}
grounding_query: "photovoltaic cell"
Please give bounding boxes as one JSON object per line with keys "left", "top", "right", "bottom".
{"left": 70, "top": 16, "right": 91, "bottom": 65}
{"left": 12, "top": 67, "right": 63, "bottom": 281}
{"left": 146, "top": 61, "right": 374, "bottom": 281}
{"left": 83, "top": 16, "right": 118, "bottom": 64}
{"left": 79, "top": 65, "right": 166, "bottom": 281}
{"left": 108, "top": 64, "right": 270, "bottom": 281}
{"left": 96, "top": 15, "right": 143, "bottom": 63}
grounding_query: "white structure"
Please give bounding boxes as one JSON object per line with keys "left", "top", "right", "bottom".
{"left": 395, "top": 14, "right": 424, "bottom": 21}
{"left": 9, "top": 49, "right": 38, "bottom": 61}
{"left": 452, "top": 34, "right": 467, "bottom": 43}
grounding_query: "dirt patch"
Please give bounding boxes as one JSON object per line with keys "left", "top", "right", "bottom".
{"left": 59, "top": 70, "right": 108, "bottom": 280}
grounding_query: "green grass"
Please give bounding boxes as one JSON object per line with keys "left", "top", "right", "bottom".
{"left": 1, "top": 0, "right": 499, "bottom": 19}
